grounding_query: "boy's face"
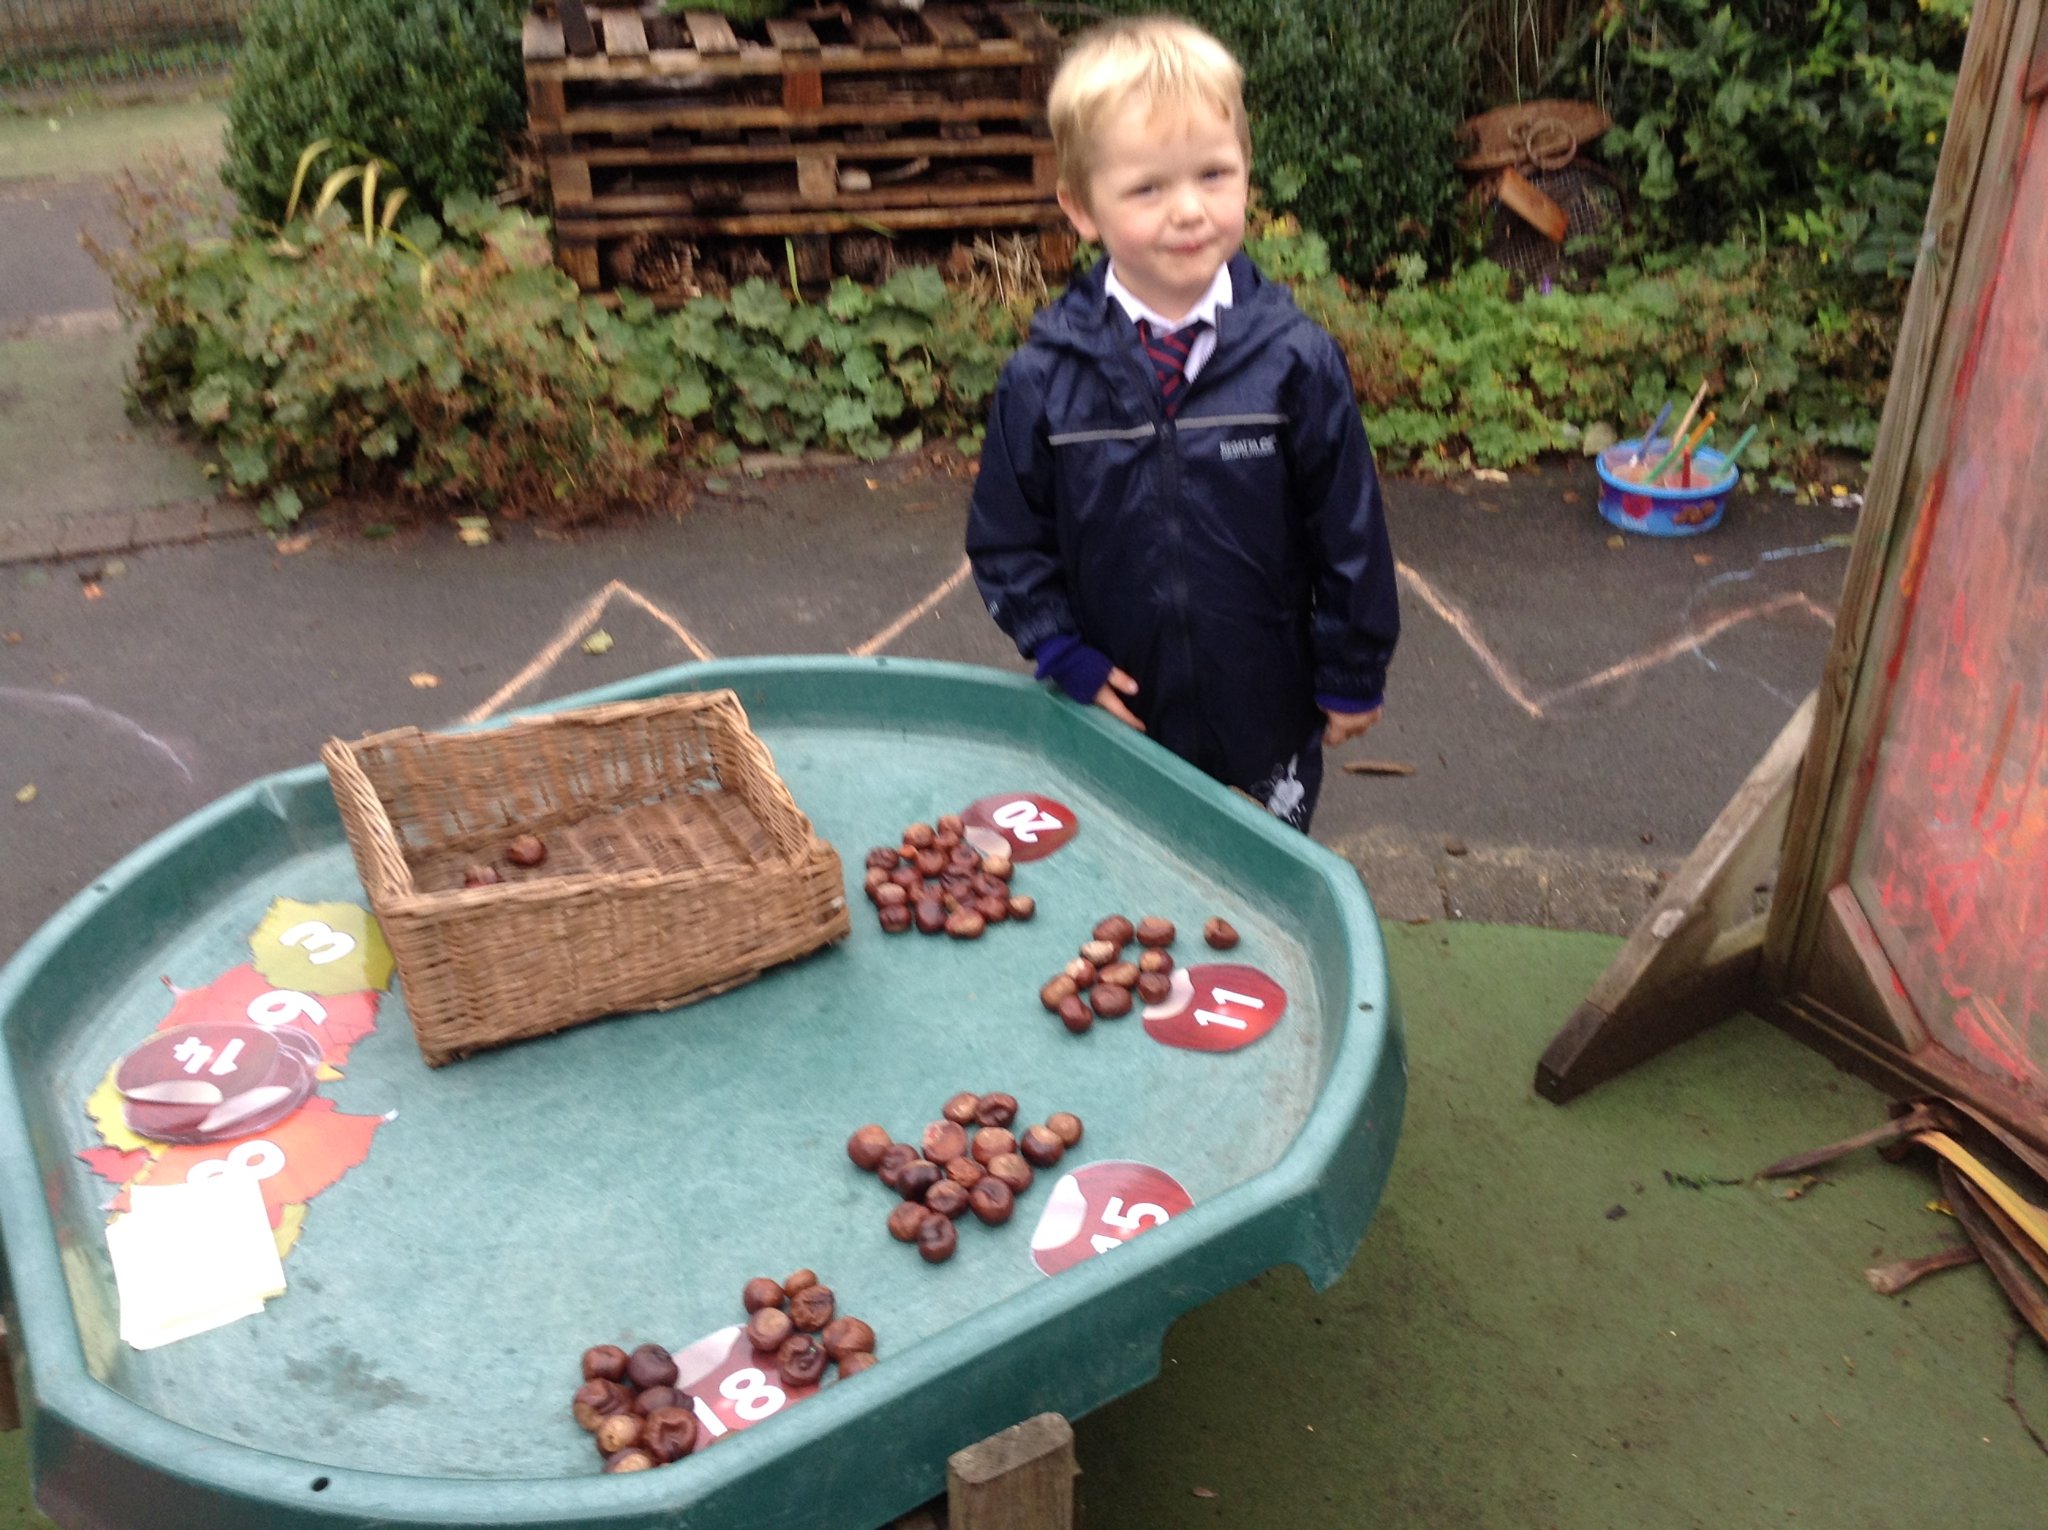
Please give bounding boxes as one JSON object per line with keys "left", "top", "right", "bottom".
{"left": 1059, "top": 96, "right": 1248, "bottom": 322}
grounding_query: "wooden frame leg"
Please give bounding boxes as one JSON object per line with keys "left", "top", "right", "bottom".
{"left": 948, "top": 1412, "right": 1077, "bottom": 1529}
{"left": 1, "top": 1318, "right": 21, "bottom": 1431}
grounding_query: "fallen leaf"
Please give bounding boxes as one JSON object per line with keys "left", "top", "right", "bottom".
{"left": 1693, "top": 552, "right": 1714, "bottom": 566}
{"left": 1472, "top": 467, "right": 1509, "bottom": 484}
{"left": 3, "top": 631, "right": 20, "bottom": 644}
{"left": 454, "top": 516, "right": 492, "bottom": 547}
{"left": 1606, "top": 534, "right": 1625, "bottom": 550}
{"left": 582, "top": 630, "right": 614, "bottom": 656}
{"left": 275, "top": 534, "right": 311, "bottom": 555}
{"left": 14, "top": 784, "right": 35, "bottom": 804}
{"left": 1830, "top": 483, "right": 1848, "bottom": 497}
{"left": 864, "top": 478, "right": 880, "bottom": 490}
{"left": 1561, "top": 489, "right": 1581, "bottom": 504}
{"left": 1341, "top": 759, "right": 1417, "bottom": 777}
{"left": 103, "top": 559, "right": 127, "bottom": 578}
{"left": 702, "top": 477, "right": 732, "bottom": 495}
{"left": 1192, "top": 1487, "right": 1217, "bottom": 1499}
{"left": 81, "top": 581, "right": 103, "bottom": 600}
{"left": 409, "top": 672, "right": 440, "bottom": 689}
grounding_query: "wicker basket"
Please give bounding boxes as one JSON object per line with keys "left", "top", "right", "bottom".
{"left": 321, "top": 690, "right": 849, "bottom": 1066}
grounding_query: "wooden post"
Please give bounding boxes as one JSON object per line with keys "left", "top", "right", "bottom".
{"left": 0, "top": 1318, "right": 21, "bottom": 1432}
{"left": 948, "top": 1412, "right": 1078, "bottom": 1530}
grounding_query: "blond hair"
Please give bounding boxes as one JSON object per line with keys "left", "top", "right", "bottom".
{"left": 1048, "top": 16, "right": 1249, "bottom": 210}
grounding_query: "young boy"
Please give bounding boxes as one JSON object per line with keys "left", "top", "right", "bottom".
{"left": 966, "top": 15, "right": 1399, "bottom": 832}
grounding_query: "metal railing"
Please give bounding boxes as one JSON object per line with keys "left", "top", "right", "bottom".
{"left": 0, "top": 0, "right": 250, "bottom": 89}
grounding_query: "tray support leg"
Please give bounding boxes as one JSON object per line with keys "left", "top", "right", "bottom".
{"left": 947, "top": 1412, "right": 1077, "bottom": 1528}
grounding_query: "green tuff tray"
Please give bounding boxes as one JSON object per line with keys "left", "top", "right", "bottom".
{"left": 0, "top": 658, "right": 1404, "bottom": 1529}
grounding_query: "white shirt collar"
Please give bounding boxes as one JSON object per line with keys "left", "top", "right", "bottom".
{"left": 1105, "top": 262, "right": 1234, "bottom": 334}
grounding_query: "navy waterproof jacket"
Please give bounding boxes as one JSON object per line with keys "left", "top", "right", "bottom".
{"left": 967, "top": 253, "right": 1400, "bottom": 792}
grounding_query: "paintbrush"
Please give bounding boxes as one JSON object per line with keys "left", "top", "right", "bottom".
{"left": 1644, "top": 407, "right": 1716, "bottom": 487}
{"left": 1722, "top": 423, "right": 1759, "bottom": 470}
{"left": 1629, "top": 401, "right": 1673, "bottom": 468}
{"left": 1645, "top": 381, "right": 1710, "bottom": 481}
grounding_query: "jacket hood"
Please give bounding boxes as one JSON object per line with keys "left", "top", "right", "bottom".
{"left": 1028, "top": 252, "right": 1305, "bottom": 358}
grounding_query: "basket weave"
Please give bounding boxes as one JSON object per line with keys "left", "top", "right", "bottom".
{"left": 322, "top": 690, "right": 848, "bottom": 1066}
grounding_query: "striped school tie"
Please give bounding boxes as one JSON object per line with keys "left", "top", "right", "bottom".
{"left": 1137, "top": 318, "right": 1208, "bottom": 417}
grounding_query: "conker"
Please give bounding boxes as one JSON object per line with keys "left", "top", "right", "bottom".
{"left": 1079, "top": 939, "right": 1118, "bottom": 967}
{"left": 942, "top": 1092, "right": 981, "bottom": 1125}
{"left": 582, "top": 1344, "right": 629, "bottom": 1383}
{"left": 865, "top": 847, "right": 901, "bottom": 872}
{"left": 971, "top": 1125, "right": 1017, "bottom": 1164}
{"left": 1046, "top": 1110, "right": 1084, "bottom": 1147}
{"left": 1136, "top": 916, "right": 1176, "bottom": 948}
{"left": 889, "top": 863, "right": 920, "bottom": 890}
{"left": 945, "top": 1155, "right": 986, "bottom": 1188}
{"left": 896, "top": 1160, "right": 942, "bottom": 1202}
{"left": 904, "top": 823, "right": 935, "bottom": 849}
{"left": 945, "top": 910, "right": 986, "bottom": 940}
{"left": 605, "top": 1448, "right": 656, "bottom": 1473}
{"left": 595, "top": 1413, "right": 644, "bottom": 1456}
{"left": 640, "top": 1405, "right": 698, "bottom": 1463}
{"left": 746, "top": 1307, "right": 794, "bottom": 1352}
{"left": 888, "top": 1202, "right": 933, "bottom": 1242}
{"left": 1041, "top": 975, "right": 1079, "bottom": 1012}
{"left": 923, "top": 1120, "right": 968, "bottom": 1163}
{"left": 573, "top": 1380, "right": 634, "bottom": 1432}
{"left": 877, "top": 1144, "right": 920, "bottom": 1188}
{"left": 1008, "top": 895, "right": 1036, "bottom": 921}
{"left": 1137, "top": 971, "right": 1173, "bottom": 1005}
{"left": 1093, "top": 915, "right": 1135, "bottom": 948}
{"left": 879, "top": 904, "right": 913, "bottom": 934}
{"left": 1020, "top": 1124, "right": 1065, "bottom": 1168}
{"left": 746, "top": 1277, "right": 788, "bottom": 1313}
{"left": 1090, "top": 983, "right": 1133, "bottom": 1018}
{"left": 846, "top": 1126, "right": 892, "bottom": 1172}
{"left": 1099, "top": 961, "right": 1140, "bottom": 988}
{"left": 633, "top": 1386, "right": 682, "bottom": 1416}
{"left": 1139, "top": 948, "right": 1173, "bottom": 975}
{"left": 916, "top": 849, "right": 947, "bottom": 878}
{"left": 968, "top": 1178, "right": 1015, "bottom": 1225}
{"left": 627, "top": 1343, "right": 678, "bottom": 1390}
{"left": 987, "top": 1152, "right": 1034, "bottom": 1194}
{"left": 936, "top": 812, "right": 965, "bottom": 835}
{"left": 1058, "top": 994, "right": 1094, "bottom": 1033}
{"left": 778, "top": 1333, "right": 828, "bottom": 1386}
{"left": 925, "top": 1179, "right": 970, "bottom": 1219}
{"left": 982, "top": 852, "right": 1014, "bottom": 882}
{"left": 838, "top": 1350, "right": 879, "bottom": 1377}
{"left": 1204, "top": 917, "right": 1240, "bottom": 950}
{"left": 917, "top": 1215, "right": 959, "bottom": 1263}
{"left": 783, "top": 1268, "right": 819, "bottom": 1296}
{"left": 462, "top": 863, "right": 501, "bottom": 888}
{"left": 976, "top": 895, "right": 1010, "bottom": 924}
{"left": 914, "top": 898, "right": 947, "bottom": 935}
{"left": 822, "top": 1317, "right": 876, "bottom": 1361}
{"left": 788, "top": 1284, "right": 835, "bottom": 1332}
{"left": 948, "top": 845, "right": 981, "bottom": 871}
{"left": 1064, "top": 957, "right": 1099, "bottom": 987}
{"left": 506, "top": 833, "right": 548, "bottom": 868}
{"left": 874, "top": 882, "right": 908, "bottom": 908}
{"left": 975, "top": 1092, "right": 1019, "bottom": 1128}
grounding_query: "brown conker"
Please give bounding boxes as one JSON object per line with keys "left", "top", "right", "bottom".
{"left": 838, "top": 1349, "right": 879, "bottom": 1377}
{"left": 627, "top": 1344, "right": 678, "bottom": 1390}
{"left": 976, "top": 895, "right": 1010, "bottom": 924}
{"left": 778, "top": 1333, "right": 828, "bottom": 1386}
{"left": 982, "top": 852, "right": 1014, "bottom": 882}
{"left": 968, "top": 1178, "right": 1015, "bottom": 1225}
{"left": 506, "top": 833, "right": 548, "bottom": 868}
{"left": 896, "top": 1160, "right": 942, "bottom": 1202}
{"left": 1058, "top": 994, "right": 1094, "bottom": 1033}
{"left": 573, "top": 1379, "right": 634, "bottom": 1432}
{"left": 975, "top": 1092, "right": 1019, "bottom": 1128}
{"left": 877, "top": 1143, "right": 921, "bottom": 1188}
{"left": 1008, "top": 894, "right": 1036, "bottom": 921}
{"left": 942, "top": 1091, "right": 981, "bottom": 1126}
{"left": 1099, "top": 960, "right": 1140, "bottom": 988}
{"left": 1090, "top": 983, "right": 1133, "bottom": 1018}
{"left": 846, "top": 1126, "right": 893, "bottom": 1172}
{"left": 917, "top": 1215, "right": 959, "bottom": 1263}
{"left": 914, "top": 898, "right": 947, "bottom": 935}
{"left": 945, "top": 1155, "right": 986, "bottom": 1188}
{"left": 1020, "top": 1124, "right": 1066, "bottom": 1168}
{"left": 1139, "top": 948, "right": 1173, "bottom": 975}
{"left": 925, "top": 1179, "right": 970, "bottom": 1219}
{"left": 888, "top": 863, "right": 920, "bottom": 890}
{"left": 595, "top": 1413, "right": 644, "bottom": 1456}
{"left": 788, "top": 1284, "right": 835, "bottom": 1332}
{"left": 1093, "top": 915, "right": 1135, "bottom": 948}
{"left": 1135, "top": 916, "right": 1176, "bottom": 948}
{"left": 916, "top": 848, "right": 947, "bottom": 878}
{"left": 866, "top": 846, "right": 902, "bottom": 872}
{"left": 1064, "top": 957, "right": 1099, "bottom": 987}
{"left": 888, "top": 1201, "right": 933, "bottom": 1242}
{"left": 987, "top": 1152, "right": 1034, "bottom": 1194}
{"left": 904, "top": 822, "right": 935, "bottom": 849}
{"left": 604, "top": 1448, "right": 657, "bottom": 1474}
{"left": 640, "top": 1405, "right": 698, "bottom": 1463}
{"left": 462, "top": 863, "right": 501, "bottom": 888}
{"left": 1203, "top": 917, "right": 1240, "bottom": 950}
{"left": 874, "top": 882, "right": 909, "bottom": 908}
{"left": 878, "top": 903, "right": 913, "bottom": 934}
{"left": 1046, "top": 1110, "right": 1084, "bottom": 1147}
{"left": 822, "top": 1316, "right": 876, "bottom": 1361}
{"left": 945, "top": 909, "right": 986, "bottom": 940}
{"left": 937, "top": 812, "right": 965, "bottom": 835}
{"left": 581, "top": 1344, "right": 629, "bottom": 1383}
{"left": 1041, "top": 974, "right": 1079, "bottom": 1012}
{"left": 743, "top": 1275, "right": 788, "bottom": 1312}
{"left": 1137, "top": 971, "right": 1174, "bottom": 1005}
{"left": 783, "top": 1268, "right": 819, "bottom": 1296}
{"left": 632, "top": 1385, "right": 682, "bottom": 1416}
{"left": 1079, "top": 939, "right": 1118, "bottom": 967}
{"left": 745, "top": 1307, "right": 794, "bottom": 1352}
{"left": 923, "top": 1120, "right": 968, "bottom": 1163}
{"left": 971, "top": 1125, "right": 1017, "bottom": 1164}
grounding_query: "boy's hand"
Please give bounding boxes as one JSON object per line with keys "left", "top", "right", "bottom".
{"left": 1323, "top": 704, "right": 1382, "bottom": 747}
{"left": 1095, "top": 668, "right": 1145, "bottom": 732}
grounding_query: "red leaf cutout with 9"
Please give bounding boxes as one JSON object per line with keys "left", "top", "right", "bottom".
{"left": 158, "top": 964, "right": 380, "bottom": 1070}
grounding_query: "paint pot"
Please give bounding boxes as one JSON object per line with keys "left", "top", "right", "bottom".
{"left": 1595, "top": 439, "right": 1737, "bottom": 537}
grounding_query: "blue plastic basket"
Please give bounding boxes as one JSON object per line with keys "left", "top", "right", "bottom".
{"left": 1595, "top": 439, "right": 1738, "bottom": 537}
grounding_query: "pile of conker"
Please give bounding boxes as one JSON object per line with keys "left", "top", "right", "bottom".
{"left": 570, "top": 1341, "right": 701, "bottom": 1474}
{"left": 1036, "top": 914, "right": 1241, "bottom": 1032}
{"left": 847, "top": 1093, "right": 1085, "bottom": 1262}
{"left": 862, "top": 813, "right": 1035, "bottom": 939}
{"left": 740, "top": 1268, "right": 878, "bottom": 1389}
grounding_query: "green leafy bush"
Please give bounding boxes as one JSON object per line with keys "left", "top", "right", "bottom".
{"left": 1571, "top": 0, "right": 1970, "bottom": 277}
{"left": 222, "top": 0, "right": 524, "bottom": 223}
{"left": 1089, "top": 0, "right": 1470, "bottom": 280}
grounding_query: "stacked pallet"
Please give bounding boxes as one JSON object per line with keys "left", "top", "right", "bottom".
{"left": 523, "top": 1, "right": 1072, "bottom": 295}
